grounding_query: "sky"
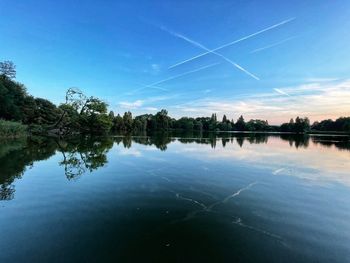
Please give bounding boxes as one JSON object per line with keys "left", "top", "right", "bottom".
{"left": 1, "top": 0, "right": 350, "bottom": 124}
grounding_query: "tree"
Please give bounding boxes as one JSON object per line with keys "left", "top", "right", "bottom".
{"left": 155, "top": 109, "right": 170, "bottom": 130}
{"left": 34, "top": 98, "right": 60, "bottom": 124}
{"left": 0, "top": 61, "right": 16, "bottom": 79}
{"left": 294, "top": 117, "right": 310, "bottom": 133}
{"left": 108, "top": 111, "right": 115, "bottom": 119}
{"left": 235, "top": 115, "right": 246, "bottom": 131}
{"left": 55, "top": 88, "right": 112, "bottom": 134}
{"left": 112, "top": 114, "right": 124, "bottom": 131}
{"left": 0, "top": 74, "right": 27, "bottom": 121}
{"left": 123, "top": 111, "right": 133, "bottom": 132}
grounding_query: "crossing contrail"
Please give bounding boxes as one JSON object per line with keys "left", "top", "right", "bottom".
{"left": 168, "top": 17, "right": 295, "bottom": 69}
{"left": 159, "top": 26, "right": 259, "bottom": 80}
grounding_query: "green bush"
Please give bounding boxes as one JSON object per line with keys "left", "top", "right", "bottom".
{"left": 0, "top": 119, "right": 27, "bottom": 138}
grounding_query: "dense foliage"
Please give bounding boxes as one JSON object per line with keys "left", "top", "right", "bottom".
{"left": 280, "top": 117, "right": 311, "bottom": 133}
{"left": 311, "top": 117, "right": 350, "bottom": 133}
{"left": 110, "top": 111, "right": 274, "bottom": 133}
{"left": 0, "top": 120, "right": 27, "bottom": 138}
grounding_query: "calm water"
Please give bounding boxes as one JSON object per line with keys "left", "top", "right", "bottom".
{"left": 0, "top": 134, "right": 350, "bottom": 262}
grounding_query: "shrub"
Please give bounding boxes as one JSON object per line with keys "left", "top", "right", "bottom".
{"left": 0, "top": 119, "right": 27, "bottom": 138}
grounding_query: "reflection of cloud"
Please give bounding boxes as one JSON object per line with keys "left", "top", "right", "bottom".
{"left": 168, "top": 138, "right": 350, "bottom": 186}
{"left": 112, "top": 136, "right": 350, "bottom": 186}
{"left": 117, "top": 148, "right": 142, "bottom": 157}
{"left": 272, "top": 168, "right": 285, "bottom": 175}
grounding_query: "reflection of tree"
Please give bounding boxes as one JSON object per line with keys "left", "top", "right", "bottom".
{"left": 1, "top": 133, "right": 349, "bottom": 201}
{"left": 122, "top": 135, "right": 132, "bottom": 148}
{"left": 132, "top": 132, "right": 173, "bottom": 151}
{"left": 236, "top": 136, "right": 245, "bottom": 148}
{"left": 56, "top": 137, "right": 114, "bottom": 180}
{"left": 0, "top": 137, "right": 57, "bottom": 200}
{"left": 0, "top": 183, "right": 15, "bottom": 200}
{"left": 311, "top": 136, "right": 350, "bottom": 151}
{"left": 280, "top": 134, "right": 309, "bottom": 148}
{"left": 222, "top": 137, "right": 229, "bottom": 147}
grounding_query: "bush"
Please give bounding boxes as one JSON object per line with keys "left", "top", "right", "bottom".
{"left": 0, "top": 119, "right": 27, "bottom": 138}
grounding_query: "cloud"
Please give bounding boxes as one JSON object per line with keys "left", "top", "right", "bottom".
{"left": 305, "top": 78, "right": 339, "bottom": 83}
{"left": 203, "top": 89, "right": 212, "bottom": 94}
{"left": 144, "top": 107, "right": 158, "bottom": 111}
{"left": 116, "top": 95, "right": 176, "bottom": 112}
{"left": 151, "top": 63, "right": 161, "bottom": 74}
{"left": 170, "top": 79, "right": 350, "bottom": 124}
{"left": 118, "top": 100, "right": 144, "bottom": 109}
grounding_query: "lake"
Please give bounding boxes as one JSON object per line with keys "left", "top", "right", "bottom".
{"left": 0, "top": 133, "right": 350, "bottom": 262}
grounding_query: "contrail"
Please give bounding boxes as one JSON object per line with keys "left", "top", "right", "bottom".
{"left": 170, "top": 182, "right": 258, "bottom": 224}
{"left": 250, "top": 36, "right": 297, "bottom": 54}
{"left": 169, "top": 17, "right": 295, "bottom": 69}
{"left": 272, "top": 168, "right": 285, "bottom": 175}
{"left": 274, "top": 88, "right": 291, "bottom": 97}
{"left": 232, "top": 217, "right": 283, "bottom": 241}
{"left": 159, "top": 26, "right": 259, "bottom": 80}
{"left": 146, "top": 62, "right": 219, "bottom": 87}
{"left": 207, "top": 181, "right": 258, "bottom": 211}
{"left": 222, "top": 181, "right": 258, "bottom": 203}
{"left": 130, "top": 63, "right": 219, "bottom": 94}
{"left": 176, "top": 193, "right": 207, "bottom": 210}
{"left": 126, "top": 82, "right": 168, "bottom": 96}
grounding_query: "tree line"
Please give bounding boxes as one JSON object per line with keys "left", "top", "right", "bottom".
{"left": 1, "top": 60, "right": 349, "bottom": 136}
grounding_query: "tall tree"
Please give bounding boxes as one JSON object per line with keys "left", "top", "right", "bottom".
{"left": 235, "top": 115, "right": 246, "bottom": 131}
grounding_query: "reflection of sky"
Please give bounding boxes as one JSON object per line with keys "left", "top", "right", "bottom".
{"left": 115, "top": 137, "right": 350, "bottom": 186}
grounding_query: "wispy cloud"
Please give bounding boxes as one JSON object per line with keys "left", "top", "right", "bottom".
{"left": 118, "top": 99, "right": 144, "bottom": 109}
{"left": 151, "top": 63, "right": 161, "bottom": 74}
{"left": 144, "top": 107, "right": 158, "bottom": 111}
{"left": 168, "top": 17, "right": 295, "bottom": 69}
{"left": 170, "top": 79, "right": 350, "bottom": 124}
{"left": 158, "top": 25, "right": 259, "bottom": 80}
{"left": 117, "top": 95, "right": 176, "bottom": 111}
{"left": 305, "top": 77, "right": 339, "bottom": 83}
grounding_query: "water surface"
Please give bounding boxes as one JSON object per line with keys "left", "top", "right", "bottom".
{"left": 1, "top": 134, "right": 350, "bottom": 262}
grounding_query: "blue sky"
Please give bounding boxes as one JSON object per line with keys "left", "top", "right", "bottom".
{"left": 1, "top": 0, "right": 350, "bottom": 123}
